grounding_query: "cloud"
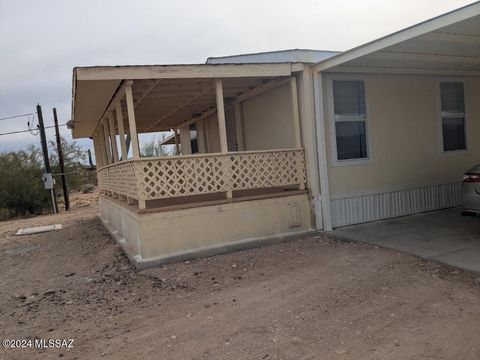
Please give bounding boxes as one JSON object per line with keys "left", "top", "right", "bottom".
{"left": 0, "top": 0, "right": 474, "bottom": 153}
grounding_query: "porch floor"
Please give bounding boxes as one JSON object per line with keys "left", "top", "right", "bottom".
{"left": 106, "top": 188, "right": 306, "bottom": 214}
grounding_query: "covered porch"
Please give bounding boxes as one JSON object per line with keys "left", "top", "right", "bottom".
{"left": 71, "top": 63, "right": 313, "bottom": 266}
{"left": 74, "top": 65, "right": 307, "bottom": 211}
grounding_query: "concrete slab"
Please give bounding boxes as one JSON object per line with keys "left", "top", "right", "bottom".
{"left": 331, "top": 208, "right": 480, "bottom": 274}
{"left": 15, "top": 224, "right": 62, "bottom": 236}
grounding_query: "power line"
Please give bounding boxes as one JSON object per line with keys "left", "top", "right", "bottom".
{"left": 0, "top": 113, "right": 35, "bottom": 121}
{"left": 0, "top": 124, "right": 67, "bottom": 137}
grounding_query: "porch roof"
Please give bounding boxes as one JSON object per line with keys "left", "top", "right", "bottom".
{"left": 71, "top": 63, "right": 296, "bottom": 138}
{"left": 313, "top": 1, "right": 480, "bottom": 76}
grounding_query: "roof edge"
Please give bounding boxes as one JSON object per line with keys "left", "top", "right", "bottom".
{"left": 74, "top": 63, "right": 295, "bottom": 81}
{"left": 206, "top": 48, "right": 340, "bottom": 63}
{"left": 313, "top": 0, "right": 480, "bottom": 72}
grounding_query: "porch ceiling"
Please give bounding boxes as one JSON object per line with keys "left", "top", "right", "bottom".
{"left": 71, "top": 63, "right": 293, "bottom": 138}
{"left": 314, "top": 2, "right": 480, "bottom": 75}
{"left": 125, "top": 77, "right": 278, "bottom": 134}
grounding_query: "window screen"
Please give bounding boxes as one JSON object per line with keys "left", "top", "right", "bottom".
{"left": 332, "top": 80, "right": 368, "bottom": 161}
{"left": 441, "top": 82, "right": 465, "bottom": 113}
{"left": 440, "top": 82, "right": 466, "bottom": 152}
{"left": 442, "top": 117, "right": 466, "bottom": 151}
{"left": 333, "top": 81, "right": 366, "bottom": 117}
{"left": 335, "top": 121, "right": 367, "bottom": 160}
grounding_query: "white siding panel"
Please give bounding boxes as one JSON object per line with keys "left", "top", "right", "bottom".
{"left": 331, "top": 183, "right": 462, "bottom": 227}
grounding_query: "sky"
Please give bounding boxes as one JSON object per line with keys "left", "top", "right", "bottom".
{"left": 0, "top": 0, "right": 475, "bottom": 154}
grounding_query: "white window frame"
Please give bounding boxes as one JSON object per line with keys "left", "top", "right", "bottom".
{"left": 436, "top": 79, "right": 468, "bottom": 155}
{"left": 327, "top": 75, "right": 373, "bottom": 167}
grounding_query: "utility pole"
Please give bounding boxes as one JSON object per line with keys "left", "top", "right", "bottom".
{"left": 37, "top": 104, "right": 58, "bottom": 214}
{"left": 53, "top": 108, "right": 69, "bottom": 211}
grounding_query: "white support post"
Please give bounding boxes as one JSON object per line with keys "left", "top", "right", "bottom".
{"left": 180, "top": 126, "right": 192, "bottom": 155}
{"left": 108, "top": 112, "right": 119, "bottom": 163}
{"left": 174, "top": 130, "right": 180, "bottom": 155}
{"left": 125, "top": 82, "right": 141, "bottom": 160}
{"left": 93, "top": 134, "right": 102, "bottom": 168}
{"left": 96, "top": 132, "right": 106, "bottom": 167}
{"left": 299, "top": 68, "right": 322, "bottom": 229}
{"left": 196, "top": 120, "right": 207, "bottom": 153}
{"left": 300, "top": 67, "right": 320, "bottom": 198}
{"left": 125, "top": 82, "right": 145, "bottom": 210}
{"left": 290, "top": 77, "right": 302, "bottom": 148}
{"left": 102, "top": 120, "right": 112, "bottom": 164}
{"left": 215, "top": 79, "right": 229, "bottom": 153}
{"left": 234, "top": 102, "right": 245, "bottom": 151}
{"left": 313, "top": 72, "right": 332, "bottom": 231}
{"left": 116, "top": 101, "right": 128, "bottom": 160}
{"left": 101, "top": 131, "right": 108, "bottom": 167}
{"left": 215, "top": 78, "right": 232, "bottom": 198}
{"left": 290, "top": 76, "right": 305, "bottom": 190}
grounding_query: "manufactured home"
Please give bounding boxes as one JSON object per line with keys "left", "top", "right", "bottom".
{"left": 71, "top": 2, "right": 480, "bottom": 267}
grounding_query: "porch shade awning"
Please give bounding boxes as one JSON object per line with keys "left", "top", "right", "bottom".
{"left": 71, "top": 63, "right": 294, "bottom": 138}
{"left": 313, "top": 1, "right": 480, "bottom": 76}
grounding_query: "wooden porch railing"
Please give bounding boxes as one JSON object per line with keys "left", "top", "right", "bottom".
{"left": 97, "top": 148, "right": 306, "bottom": 208}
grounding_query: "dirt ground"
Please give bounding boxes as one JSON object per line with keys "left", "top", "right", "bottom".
{"left": 0, "top": 192, "right": 479, "bottom": 360}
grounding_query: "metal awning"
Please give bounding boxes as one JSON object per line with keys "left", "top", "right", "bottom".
{"left": 314, "top": 1, "right": 480, "bottom": 75}
{"left": 71, "top": 63, "right": 295, "bottom": 138}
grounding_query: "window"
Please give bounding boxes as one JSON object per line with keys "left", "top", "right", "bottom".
{"left": 440, "top": 82, "right": 466, "bottom": 152}
{"left": 332, "top": 80, "right": 368, "bottom": 161}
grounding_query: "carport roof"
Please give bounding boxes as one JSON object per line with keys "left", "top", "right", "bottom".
{"left": 314, "top": 1, "right": 480, "bottom": 75}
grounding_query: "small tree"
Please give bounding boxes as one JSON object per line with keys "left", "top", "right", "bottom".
{"left": 48, "top": 136, "right": 90, "bottom": 190}
{"left": 141, "top": 133, "right": 173, "bottom": 157}
{"left": 0, "top": 146, "right": 50, "bottom": 218}
{"left": 0, "top": 138, "right": 91, "bottom": 219}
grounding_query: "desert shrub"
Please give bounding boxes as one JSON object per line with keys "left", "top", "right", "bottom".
{"left": 0, "top": 138, "right": 91, "bottom": 219}
{"left": 0, "top": 147, "right": 50, "bottom": 218}
{"left": 48, "top": 136, "right": 90, "bottom": 191}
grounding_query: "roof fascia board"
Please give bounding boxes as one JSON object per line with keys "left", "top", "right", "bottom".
{"left": 325, "top": 66, "right": 480, "bottom": 76}
{"left": 291, "top": 63, "right": 305, "bottom": 72}
{"left": 313, "top": 1, "right": 480, "bottom": 72}
{"left": 75, "top": 63, "right": 293, "bottom": 81}
{"left": 71, "top": 69, "right": 78, "bottom": 137}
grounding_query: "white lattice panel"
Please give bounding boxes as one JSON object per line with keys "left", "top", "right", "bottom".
{"left": 134, "top": 156, "right": 229, "bottom": 200}
{"left": 134, "top": 149, "right": 306, "bottom": 201}
{"left": 98, "top": 150, "right": 306, "bottom": 203}
{"left": 97, "top": 162, "right": 138, "bottom": 199}
{"left": 230, "top": 150, "right": 306, "bottom": 190}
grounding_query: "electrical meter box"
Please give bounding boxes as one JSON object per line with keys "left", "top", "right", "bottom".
{"left": 42, "top": 173, "right": 54, "bottom": 189}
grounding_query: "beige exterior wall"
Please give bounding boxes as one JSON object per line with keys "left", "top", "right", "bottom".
{"left": 242, "top": 83, "right": 296, "bottom": 150}
{"left": 201, "top": 82, "right": 298, "bottom": 153}
{"left": 323, "top": 73, "right": 480, "bottom": 196}
{"left": 99, "top": 194, "right": 312, "bottom": 264}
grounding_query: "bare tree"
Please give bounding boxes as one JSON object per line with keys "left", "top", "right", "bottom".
{"left": 141, "top": 133, "right": 173, "bottom": 157}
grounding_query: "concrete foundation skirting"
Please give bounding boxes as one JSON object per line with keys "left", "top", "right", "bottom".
{"left": 98, "top": 214, "right": 141, "bottom": 266}
{"left": 99, "top": 192, "right": 313, "bottom": 269}
{"left": 135, "top": 229, "right": 314, "bottom": 269}
{"left": 99, "top": 213, "right": 313, "bottom": 269}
